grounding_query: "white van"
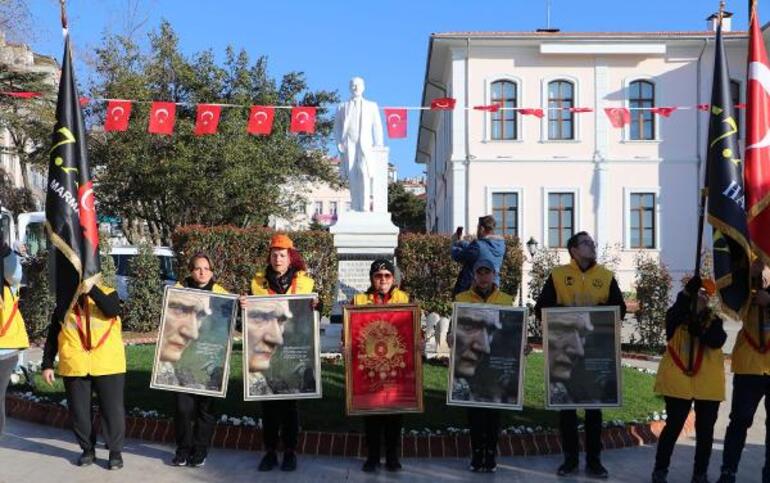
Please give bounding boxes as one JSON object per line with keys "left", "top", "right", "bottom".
{"left": 109, "top": 246, "right": 177, "bottom": 300}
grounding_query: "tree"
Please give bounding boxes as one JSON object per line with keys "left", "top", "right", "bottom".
{"left": 124, "top": 242, "right": 162, "bottom": 332}
{"left": 88, "top": 21, "right": 341, "bottom": 244}
{"left": 0, "top": 168, "right": 34, "bottom": 214}
{"left": 387, "top": 182, "right": 425, "bottom": 233}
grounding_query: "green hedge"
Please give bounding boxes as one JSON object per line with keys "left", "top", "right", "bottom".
{"left": 396, "top": 234, "right": 523, "bottom": 316}
{"left": 172, "top": 225, "right": 338, "bottom": 317}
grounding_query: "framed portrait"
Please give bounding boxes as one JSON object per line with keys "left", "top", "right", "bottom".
{"left": 447, "top": 303, "right": 527, "bottom": 410}
{"left": 343, "top": 304, "right": 423, "bottom": 416}
{"left": 151, "top": 286, "right": 238, "bottom": 398}
{"left": 542, "top": 306, "right": 622, "bottom": 409}
{"left": 242, "top": 294, "right": 321, "bottom": 401}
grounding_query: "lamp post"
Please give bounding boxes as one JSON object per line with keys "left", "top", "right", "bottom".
{"left": 519, "top": 237, "right": 539, "bottom": 306}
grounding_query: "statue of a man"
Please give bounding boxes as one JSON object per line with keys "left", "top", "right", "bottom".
{"left": 334, "top": 77, "right": 384, "bottom": 212}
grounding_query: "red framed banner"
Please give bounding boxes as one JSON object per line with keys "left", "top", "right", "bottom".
{"left": 343, "top": 304, "right": 423, "bottom": 415}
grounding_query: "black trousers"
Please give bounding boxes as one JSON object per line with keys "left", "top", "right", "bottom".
{"left": 63, "top": 374, "right": 125, "bottom": 453}
{"left": 174, "top": 393, "right": 216, "bottom": 456}
{"left": 262, "top": 400, "right": 298, "bottom": 451}
{"left": 467, "top": 408, "right": 500, "bottom": 454}
{"left": 654, "top": 396, "right": 720, "bottom": 476}
{"left": 363, "top": 415, "right": 402, "bottom": 461}
{"left": 721, "top": 374, "right": 770, "bottom": 474}
{"left": 560, "top": 409, "right": 602, "bottom": 464}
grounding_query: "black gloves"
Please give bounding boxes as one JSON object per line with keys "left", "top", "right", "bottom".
{"left": 685, "top": 275, "right": 702, "bottom": 297}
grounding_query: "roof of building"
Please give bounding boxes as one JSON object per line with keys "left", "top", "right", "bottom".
{"left": 431, "top": 30, "right": 748, "bottom": 39}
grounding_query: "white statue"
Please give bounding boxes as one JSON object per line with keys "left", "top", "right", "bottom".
{"left": 334, "top": 77, "right": 384, "bottom": 212}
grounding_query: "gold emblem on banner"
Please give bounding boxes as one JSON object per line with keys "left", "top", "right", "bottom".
{"left": 356, "top": 320, "right": 407, "bottom": 390}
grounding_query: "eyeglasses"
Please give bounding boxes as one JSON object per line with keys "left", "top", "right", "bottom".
{"left": 578, "top": 239, "right": 595, "bottom": 248}
{"left": 373, "top": 273, "right": 393, "bottom": 280}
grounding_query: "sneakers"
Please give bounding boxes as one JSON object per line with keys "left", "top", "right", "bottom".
{"left": 108, "top": 451, "right": 123, "bottom": 470}
{"left": 361, "top": 458, "right": 380, "bottom": 472}
{"left": 77, "top": 449, "right": 95, "bottom": 467}
{"left": 586, "top": 460, "right": 609, "bottom": 479}
{"left": 557, "top": 459, "right": 579, "bottom": 477}
{"left": 716, "top": 471, "right": 736, "bottom": 483}
{"left": 691, "top": 474, "right": 710, "bottom": 483}
{"left": 280, "top": 451, "right": 297, "bottom": 472}
{"left": 469, "top": 449, "right": 484, "bottom": 472}
{"left": 171, "top": 450, "right": 188, "bottom": 467}
{"left": 651, "top": 468, "right": 668, "bottom": 483}
{"left": 188, "top": 452, "right": 207, "bottom": 468}
{"left": 484, "top": 450, "right": 497, "bottom": 473}
{"left": 258, "top": 451, "right": 278, "bottom": 472}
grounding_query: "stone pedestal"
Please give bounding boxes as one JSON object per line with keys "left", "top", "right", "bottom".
{"left": 330, "top": 211, "right": 399, "bottom": 322}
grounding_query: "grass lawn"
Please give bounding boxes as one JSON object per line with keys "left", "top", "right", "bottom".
{"left": 28, "top": 344, "right": 663, "bottom": 432}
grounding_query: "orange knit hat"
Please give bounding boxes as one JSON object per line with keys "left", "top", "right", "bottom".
{"left": 270, "top": 233, "right": 294, "bottom": 250}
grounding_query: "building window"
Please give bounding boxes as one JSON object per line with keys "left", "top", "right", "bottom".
{"left": 630, "top": 193, "right": 656, "bottom": 248}
{"left": 629, "top": 80, "right": 655, "bottom": 140}
{"left": 490, "top": 80, "right": 517, "bottom": 140}
{"left": 548, "top": 80, "right": 574, "bottom": 140}
{"left": 492, "top": 192, "right": 518, "bottom": 236}
{"left": 730, "top": 79, "right": 741, "bottom": 137}
{"left": 345, "top": 201, "right": 352, "bottom": 211}
{"left": 330, "top": 201, "right": 338, "bottom": 216}
{"left": 297, "top": 202, "right": 307, "bottom": 214}
{"left": 314, "top": 201, "right": 323, "bottom": 215}
{"left": 548, "top": 192, "right": 574, "bottom": 248}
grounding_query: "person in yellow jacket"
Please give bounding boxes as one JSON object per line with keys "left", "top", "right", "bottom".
{"left": 166, "top": 253, "right": 229, "bottom": 468}
{"left": 351, "top": 258, "right": 410, "bottom": 473}
{"left": 652, "top": 276, "right": 726, "bottom": 483}
{"left": 717, "top": 260, "right": 770, "bottom": 483}
{"left": 534, "top": 231, "right": 626, "bottom": 480}
{"left": 0, "top": 244, "right": 28, "bottom": 436}
{"left": 241, "top": 233, "right": 314, "bottom": 473}
{"left": 452, "top": 258, "right": 513, "bottom": 473}
{"left": 41, "top": 282, "right": 125, "bottom": 470}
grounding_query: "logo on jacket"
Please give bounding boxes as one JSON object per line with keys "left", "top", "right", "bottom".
{"left": 565, "top": 275, "right": 574, "bottom": 287}
{"left": 592, "top": 279, "right": 604, "bottom": 289}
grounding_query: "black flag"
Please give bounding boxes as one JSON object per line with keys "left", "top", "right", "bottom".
{"left": 705, "top": 23, "right": 751, "bottom": 320}
{"left": 45, "top": 34, "right": 101, "bottom": 318}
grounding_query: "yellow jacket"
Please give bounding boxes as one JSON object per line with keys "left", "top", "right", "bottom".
{"left": 57, "top": 286, "right": 125, "bottom": 377}
{"left": 454, "top": 287, "right": 514, "bottom": 306}
{"left": 551, "top": 260, "right": 614, "bottom": 306}
{"left": 175, "top": 281, "right": 229, "bottom": 294}
{"left": 353, "top": 288, "right": 410, "bottom": 306}
{"left": 250, "top": 270, "right": 314, "bottom": 295}
{"left": 655, "top": 322, "right": 725, "bottom": 401}
{"left": 731, "top": 303, "right": 770, "bottom": 375}
{"left": 0, "top": 284, "right": 29, "bottom": 349}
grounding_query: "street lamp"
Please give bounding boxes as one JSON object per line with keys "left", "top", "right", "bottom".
{"left": 519, "top": 237, "right": 539, "bottom": 307}
{"left": 526, "top": 236, "right": 539, "bottom": 258}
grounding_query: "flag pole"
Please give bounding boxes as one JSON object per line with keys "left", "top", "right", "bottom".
{"left": 59, "top": 0, "right": 68, "bottom": 35}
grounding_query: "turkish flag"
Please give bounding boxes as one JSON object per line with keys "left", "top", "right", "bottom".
{"left": 473, "top": 103, "right": 501, "bottom": 112}
{"left": 697, "top": 103, "right": 711, "bottom": 112}
{"left": 148, "top": 101, "right": 176, "bottom": 135}
{"left": 104, "top": 100, "right": 132, "bottom": 132}
{"left": 247, "top": 106, "right": 275, "bottom": 135}
{"left": 520, "top": 108, "right": 544, "bottom": 118}
{"left": 430, "top": 97, "right": 456, "bottom": 110}
{"left": 0, "top": 91, "right": 41, "bottom": 99}
{"left": 383, "top": 108, "right": 407, "bottom": 138}
{"left": 79, "top": 96, "right": 90, "bottom": 107}
{"left": 745, "top": 3, "right": 770, "bottom": 265}
{"left": 290, "top": 106, "right": 316, "bottom": 134}
{"left": 650, "top": 106, "right": 677, "bottom": 118}
{"left": 569, "top": 107, "right": 593, "bottom": 113}
{"left": 604, "top": 107, "right": 631, "bottom": 128}
{"left": 194, "top": 104, "right": 221, "bottom": 136}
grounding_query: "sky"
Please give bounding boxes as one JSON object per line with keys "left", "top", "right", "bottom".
{"left": 23, "top": 0, "right": 770, "bottom": 179}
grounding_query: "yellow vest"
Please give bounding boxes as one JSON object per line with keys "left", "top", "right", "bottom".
{"left": 57, "top": 286, "right": 126, "bottom": 377}
{"left": 551, "top": 260, "right": 613, "bottom": 306}
{"left": 175, "top": 281, "right": 229, "bottom": 294}
{"left": 654, "top": 322, "right": 725, "bottom": 401}
{"left": 454, "top": 287, "right": 514, "bottom": 306}
{"left": 251, "top": 270, "right": 314, "bottom": 295}
{"left": 731, "top": 303, "right": 770, "bottom": 375}
{"left": 353, "top": 288, "right": 410, "bottom": 306}
{"left": 0, "top": 284, "right": 28, "bottom": 349}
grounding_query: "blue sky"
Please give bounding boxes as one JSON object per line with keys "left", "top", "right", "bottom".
{"left": 25, "top": 0, "right": 770, "bottom": 178}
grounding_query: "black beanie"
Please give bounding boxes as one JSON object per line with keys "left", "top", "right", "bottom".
{"left": 369, "top": 258, "right": 395, "bottom": 277}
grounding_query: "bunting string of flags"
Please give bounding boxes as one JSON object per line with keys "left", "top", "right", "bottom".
{"left": 0, "top": 90, "right": 750, "bottom": 138}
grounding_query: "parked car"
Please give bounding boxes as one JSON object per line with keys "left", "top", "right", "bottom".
{"left": 110, "top": 246, "right": 177, "bottom": 300}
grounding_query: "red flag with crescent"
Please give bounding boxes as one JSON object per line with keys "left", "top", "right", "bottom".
{"left": 148, "top": 101, "right": 176, "bottom": 135}
{"left": 745, "top": 2, "right": 770, "bottom": 265}
{"left": 604, "top": 107, "right": 631, "bottom": 128}
{"left": 430, "top": 97, "right": 456, "bottom": 110}
{"left": 520, "top": 108, "right": 544, "bottom": 118}
{"left": 290, "top": 106, "right": 316, "bottom": 134}
{"left": 383, "top": 108, "right": 407, "bottom": 138}
{"left": 247, "top": 106, "right": 275, "bottom": 135}
{"left": 650, "top": 106, "right": 677, "bottom": 118}
{"left": 194, "top": 104, "right": 221, "bottom": 136}
{"left": 104, "top": 100, "right": 132, "bottom": 132}
{"left": 473, "top": 103, "right": 501, "bottom": 112}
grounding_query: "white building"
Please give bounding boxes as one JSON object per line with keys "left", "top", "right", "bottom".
{"left": 416, "top": 14, "right": 759, "bottom": 291}
{"left": 400, "top": 176, "right": 427, "bottom": 196}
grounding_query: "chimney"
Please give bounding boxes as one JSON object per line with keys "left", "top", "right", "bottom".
{"left": 707, "top": 10, "right": 733, "bottom": 32}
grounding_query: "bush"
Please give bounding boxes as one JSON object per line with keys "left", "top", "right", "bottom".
{"left": 124, "top": 242, "right": 162, "bottom": 332}
{"left": 18, "top": 251, "right": 54, "bottom": 340}
{"left": 526, "top": 247, "right": 560, "bottom": 338}
{"left": 172, "top": 225, "right": 337, "bottom": 317}
{"left": 99, "top": 231, "right": 117, "bottom": 290}
{"left": 396, "top": 234, "right": 523, "bottom": 316}
{"left": 633, "top": 252, "right": 672, "bottom": 352}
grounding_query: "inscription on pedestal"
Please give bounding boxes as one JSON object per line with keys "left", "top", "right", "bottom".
{"left": 334, "top": 254, "right": 394, "bottom": 314}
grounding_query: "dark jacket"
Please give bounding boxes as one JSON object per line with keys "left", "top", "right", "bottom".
{"left": 665, "top": 290, "right": 727, "bottom": 349}
{"left": 451, "top": 235, "right": 505, "bottom": 295}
